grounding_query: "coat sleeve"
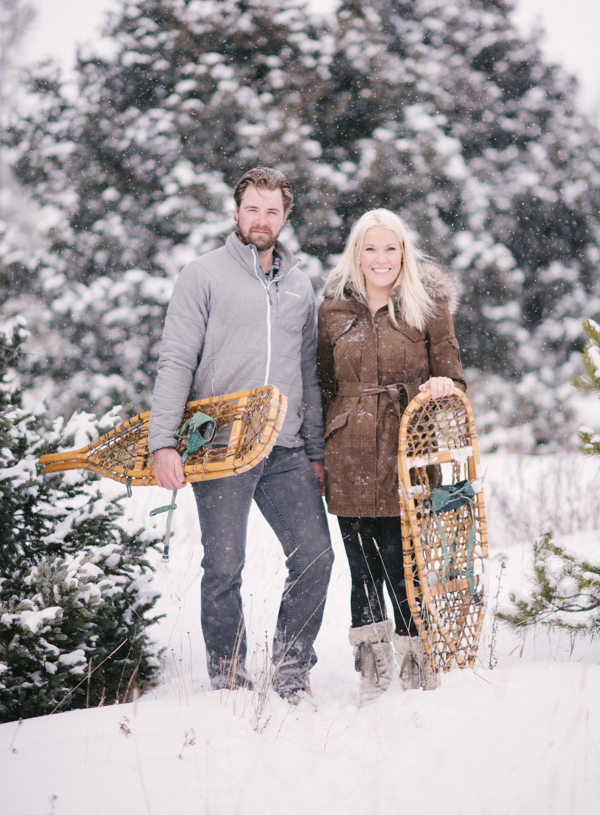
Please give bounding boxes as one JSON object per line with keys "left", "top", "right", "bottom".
{"left": 316, "top": 305, "right": 337, "bottom": 419}
{"left": 426, "top": 302, "right": 467, "bottom": 392}
{"left": 147, "top": 261, "right": 210, "bottom": 452}
{"left": 298, "top": 292, "right": 325, "bottom": 460}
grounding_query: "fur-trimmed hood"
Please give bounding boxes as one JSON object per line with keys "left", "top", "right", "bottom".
{"left": 338, "top": 261, "right": 460, "bottom": 317}
{"left": 418, "top": 262, "right": 460, "bottom": 316}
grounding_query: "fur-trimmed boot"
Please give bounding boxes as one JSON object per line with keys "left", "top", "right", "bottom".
{"left": 393, "top": 634, "right": 438, "bottom": 691}
{"left": 349, "top": 620, "right": 397, "bottom": 707}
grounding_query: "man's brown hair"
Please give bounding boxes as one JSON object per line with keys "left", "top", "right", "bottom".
{"left": 233, "top": 167, "right": 293, "bottom": 213}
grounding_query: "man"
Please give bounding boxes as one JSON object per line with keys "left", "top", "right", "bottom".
{"left": 148, "top": 167, "right": 333, "bottom": 703}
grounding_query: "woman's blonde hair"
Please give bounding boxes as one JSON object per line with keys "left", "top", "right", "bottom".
{"left": 324, "top": 209, "right": 435, "bottom": 330}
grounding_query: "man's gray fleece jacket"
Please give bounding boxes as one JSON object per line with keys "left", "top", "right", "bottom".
{"left": 148, "top": 232, "right": 325, "bottom": 460}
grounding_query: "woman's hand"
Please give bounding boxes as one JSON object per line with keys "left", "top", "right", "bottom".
{"left": 419, "top": 377, "right": 455, "bottom": 400}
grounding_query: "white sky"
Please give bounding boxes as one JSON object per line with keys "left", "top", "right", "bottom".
{"left": 22, "top": 0, "right": 600, "bottom": 120}
{"left": 512, "top": 0, "right": 600, "bottom": 117}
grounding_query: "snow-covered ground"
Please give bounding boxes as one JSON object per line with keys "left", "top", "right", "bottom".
{"left": 2, "top": 454, "right": 600, "bottom": 815}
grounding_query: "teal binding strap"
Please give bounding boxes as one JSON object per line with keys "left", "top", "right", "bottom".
{"left": 150, "top": 489, "right": 178, "bottom": 561}
{"left": 178, "top": 411, "right": 217, "bottom": 463}
{"left": 149, "top": 410, "right": 217, "bottom": 562}
{"left": 462, "top": 519, "right": 479, "bottom": 605}
{"left": 431, "top": 511, "right": 454, "bottom": 583}
{"left": 427, "top": 480, "right": 482, "bottom": 606}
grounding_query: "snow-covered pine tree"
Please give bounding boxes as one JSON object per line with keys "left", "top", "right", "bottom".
{"left": 300, "top": 0, "right": 600, "bottom": 447}
{"left": 499, "top": 322, "right": 600, "bottom": 640}
{"left": 12, "top": 0, "right": 324, "bottom": 283}
{"left": 0, "top": 0, "right": 42, "bottom": 314}
{"left": 498, "top": 530, "right": 600, "bottom": 641}
{"left": 0, "top": 0, "right": 35, "bottom": 194}
{"left": 0, "top": 321, "right": 162, "bottom": 722}
{"left": 10, "top": 0, "right": 322, "bottom": 415}
{"left": 7, "top": 0, "right": 600, "bottom": 446}
{"left": 571, "top": 318, "right": 600, "bottom": 457}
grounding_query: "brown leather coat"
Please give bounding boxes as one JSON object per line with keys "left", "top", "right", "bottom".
{"left": 317, "top": 264, "right": 466, "bottom": 517}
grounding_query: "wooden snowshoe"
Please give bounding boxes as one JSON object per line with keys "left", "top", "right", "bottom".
{"left": 39, "top": 385, "right": 287, "bottom": 486}
{"left": 398, "top": 389, "right": 488, "bottom": 675}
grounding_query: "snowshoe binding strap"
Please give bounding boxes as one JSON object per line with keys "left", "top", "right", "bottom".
{"left": 150, "top": 411, "right": 216, "bottom": 561}
{"left": 150, "top": 489, "right": 178, "bottom": 561}
{"left": 179, "top": 411, "right": 217, "bottom": 463}
{"left": 426, "top": 480, "right": 481, "bottom": 605}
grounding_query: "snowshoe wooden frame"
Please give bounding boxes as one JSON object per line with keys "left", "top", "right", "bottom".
{"left": 398, "top": 389, "right": 488, "bottom": 674}
{"left": 39, "top": 386, "right": 287, "bottom": 486}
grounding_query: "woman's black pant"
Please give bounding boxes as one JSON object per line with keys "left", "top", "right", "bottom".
{"left": 338, "top": 516, "right": 417, "bottom": 635}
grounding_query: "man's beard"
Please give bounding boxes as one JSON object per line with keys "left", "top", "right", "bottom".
{"left": 237, "top": 223, "right": 280, "bottom": 252}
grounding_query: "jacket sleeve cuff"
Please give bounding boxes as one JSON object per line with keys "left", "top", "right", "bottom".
{"left": 148, "top": 438, "right": 178, "bottom": 454}
{"left": 303, "top": 440, "right": 325, "bottom": 461}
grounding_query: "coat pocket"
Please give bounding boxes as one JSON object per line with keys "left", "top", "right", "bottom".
{"left": 276, "top": 289, "right": 309, "bottom": 335}
{"left": 324, "top": 409, "right": 364, "bottom": 489}
{"left": 324, "top": 410, "right": 349, "bottom": 441}
{"left": 329, "top": 318, "right": 358, "bottom": 345}
{"left": 392, "top": 323, "right": 424, "bottom": 343}
{"left": 447, "top": 336, "right": 463, "bottom": 365}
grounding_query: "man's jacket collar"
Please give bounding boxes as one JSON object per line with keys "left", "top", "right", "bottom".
{"left": 225, "top": 232, "right": 298, "bottom": 280}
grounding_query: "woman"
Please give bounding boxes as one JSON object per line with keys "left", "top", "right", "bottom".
{"left": 317, "top": 209, "right": 466, "bottom": 705}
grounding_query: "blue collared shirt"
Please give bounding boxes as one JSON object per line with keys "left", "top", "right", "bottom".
{"left": 262, "top": 247, "right": 281, "bottom": 283}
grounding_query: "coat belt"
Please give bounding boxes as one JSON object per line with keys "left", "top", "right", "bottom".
{"left": 336, "top": 381, "right": 410, "bottom": 419}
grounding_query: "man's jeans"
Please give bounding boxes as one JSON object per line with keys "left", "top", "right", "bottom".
{"left": 192, "top": 446, "right": 334, "bottom": 694}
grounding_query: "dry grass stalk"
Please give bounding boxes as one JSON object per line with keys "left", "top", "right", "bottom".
{"left": 486, "top": 454, "right": 600, "bottom": 544}
{"left": 488, "top": 561, "right": 506, "bottom": 670}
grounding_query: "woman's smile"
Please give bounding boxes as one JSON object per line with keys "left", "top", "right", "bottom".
{"left": 360, "top": 226, "right": 403, "bottom": 302}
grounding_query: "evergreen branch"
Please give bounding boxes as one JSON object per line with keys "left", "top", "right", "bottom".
{"left": 49, "top": 637, "right": 128, "bottom": 715}
{"left": 499, "top": 530, "right": 600, "bottom": 640}
{"left": 550, "top": 597, "right": 600, "bottom": 613}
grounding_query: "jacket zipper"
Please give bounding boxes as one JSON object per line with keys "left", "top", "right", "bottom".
{"left": 251, "top": 247, "right": 300, "bottom": 387}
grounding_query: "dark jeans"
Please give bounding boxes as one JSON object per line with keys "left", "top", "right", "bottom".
{"left": 338, "top": 516, "right": 417, "bottom": 636}
{"left": 192, "top": 446, "right": 333, "bottom": 693}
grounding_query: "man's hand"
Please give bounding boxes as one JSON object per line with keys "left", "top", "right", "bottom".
{"left": 419, "top": 377, "right": 455, "bottom": 400}
{"left": 153, "top": 447, "right": 187, "bottom": 491}
{"left": 311, "top": 460, "right": 325, "bottom": 496}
